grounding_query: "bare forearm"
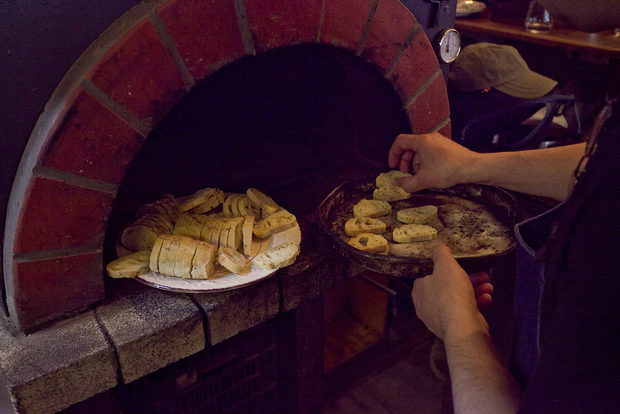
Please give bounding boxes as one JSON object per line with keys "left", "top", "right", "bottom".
{"left": 462, "top": 143, "right": 585, "bottom": 201}
{"left": 444, "top": 325, "right": 521, "bottom": 414}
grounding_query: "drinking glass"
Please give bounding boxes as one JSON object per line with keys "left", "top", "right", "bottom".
{"left": 524, "top": 0, "right": 553, "bottom": 33}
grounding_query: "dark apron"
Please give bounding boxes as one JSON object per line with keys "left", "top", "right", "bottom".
{"left": 510, "top": 201, "right": 565, "bottom": 388}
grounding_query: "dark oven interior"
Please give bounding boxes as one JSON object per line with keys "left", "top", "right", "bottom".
{"left": 105, "top": 44, "right": 411, "bottom": 261}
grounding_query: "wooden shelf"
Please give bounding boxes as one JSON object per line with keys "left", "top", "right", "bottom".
{"left": 455, "top": 11, "right": 620, "bottom": 59}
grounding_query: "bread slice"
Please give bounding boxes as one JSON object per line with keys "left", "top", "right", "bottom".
{"left": 253, "top": 209, "right": 297, "bottom": 239}
{"left": 347, "top": 233, "right": 388, "bottom": 254}
{"left": 218, "top": 247, "right": 252, "bottom": 274}
{"left": 396, "top": 205, "right": 438, "bottom": 224}
{"left": 238, "top": 196, "right": 260, "bottom": 218}
{"left": 159, "top": 236, "right": 182, "bottom": 276}
{"left": 173, "top": 213, "right": 203, "bottom": 240}
{"left": 393, "top": 224, "right": 437, "bottom": 243}
{"left": 222, "top": 193, "right": 243, "bottom": 217}
{"left": 373, "top": 186, "right": 410, "bottom": 202}
{"left": 106, "top": 250, "right": 151, "bottom": 278}
{"left": 344, "top": 217, "right": 387, "bottom": 237}
{"left": 179, "top": 188, "right": 219, "bottom": 212}
{"left": 120, "top": 224, "right": 160, "bottom": 251}
{"left": 225, "top": 217, "right": 244, "bottom": 251}
{"left": 190, "top": 189, "right": 224, "bottom": 214}
{"left": 242, "top": 215, "right": 255, "bottom": 256}
{"left": 353, "top": 199, "right": 392, "bottom": 219}
{"left": 149, "top": 236, "right": 165, "bottom": 273}
{"left": 191, "top": 241, "right": 217, "bottom": 279}
{"left": 173, "top": 237, "right": 197, "bottom": 279}
{"left": 136, "top": 194, "right": 179, "bottom": 222}
{"left": 376, "top": 170, "right": 413, "bottom": 188}
{"left": 253, "top": 242, "right": 300, "bottom": 270}
{"left": 209, "top": 220, "right": 224, "bottom": 246}
{"left": 246, "top": 188, "right": 279, "bottom": 216}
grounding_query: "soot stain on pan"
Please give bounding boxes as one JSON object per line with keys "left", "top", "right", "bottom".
{"left": 330, "top": 191, "right": 512, "bottom": 259}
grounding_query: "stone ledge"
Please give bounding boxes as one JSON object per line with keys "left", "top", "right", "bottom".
{"left": 193, "top": 276, "right": 280, "bottom": 346}
{"left": 0, "top": 239, "right": 351, "bottom": 413}
{"left": 0, "top": 311, "right": 117, "bottom": 414}
{"left": 95, "top": 279, "right": 205, "bottom": 384}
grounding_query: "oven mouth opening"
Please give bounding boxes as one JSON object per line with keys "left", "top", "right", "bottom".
{"left": 104, "top": 43, "right": 411, "bottom": 265}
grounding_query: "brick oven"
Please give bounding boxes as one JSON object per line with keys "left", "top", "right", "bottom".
{"left": 1, "top": 0, "right": 455, "bottom": 412}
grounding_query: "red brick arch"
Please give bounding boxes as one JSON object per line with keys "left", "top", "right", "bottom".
{"left": 4, "top": 0, "right": 450, "bottom": 332}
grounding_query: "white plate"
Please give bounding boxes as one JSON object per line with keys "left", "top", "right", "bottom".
{"left": 456, "top": 0, "right": 486, "bottom": 17}
{"left": 133, "top": 224, "right": 301, "bottom": 293}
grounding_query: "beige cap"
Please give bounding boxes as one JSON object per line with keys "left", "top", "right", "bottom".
{"left": 448, "top": 42, "right": 557, "bottom": 99}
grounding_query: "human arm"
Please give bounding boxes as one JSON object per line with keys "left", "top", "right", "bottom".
{"left": 412, "top": 246, "right": 521, "bottom": 414}
{"left": 388, "top": 133, "right": 585, "bottom": 201}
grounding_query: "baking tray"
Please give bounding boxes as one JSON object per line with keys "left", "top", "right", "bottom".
{"left": 317, "top": 177, "right": 520, "bottom": 277}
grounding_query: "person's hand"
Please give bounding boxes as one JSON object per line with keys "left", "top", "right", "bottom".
{"left": 411, "top": 245, "right": 491, "bottom": 340}
{"left": 388, "top": 133, "right": 478, "bottom": 193}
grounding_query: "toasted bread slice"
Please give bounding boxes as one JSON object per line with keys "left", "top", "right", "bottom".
{"left": 242, "top": 215, "right": 255, "bottom": 256}
{"left": 173, "top": 213, "right": 203, "bottom": 240}
{"left": 238, "top": 196, "right": 260, "bottom": 218}
{"left": 373, "top": 186, "right": 410, "bottom": 202}
{"left": 106, "top": 250, "right": 151, "bottom": 278}
{"left": 179, "top": 188, "right": 219, "bottom": 212}
{"left": 209, "top": 220, "right": 224, "bottom": 246}
{"left": 352, "top": 199, "right": 392, "bottom": 219}
{"left": 246, "top": 188, "right": 279, "bottom": 216}
{"left": 121, "top": 224, "right": 160, "bottom": 252}
{"left": 253, "top": 242, "right": 300, "bottom": 270}
{"left": 393, "top": 224, "right": 437, "bottom": 243}
{"left": 223, "top": 193, "right": 242, "bottom": 217}
{"left": 191, "top": 241, "right": 217, "bottom": 279}
{"left": 396, "top": 205, "right": 438, "bottom": 224}
{"left": 218, "top": 247, "right": 251, "bottom": 274}
{"left": 253, "top": 209, "right": 297, "bottom": 239}
{"left": 225, "top": 217, "right": 244, "bottom": 251}
{"left": 173, "top": 237, "right": 197, "bottom": 279}
{"left": 347, "top": 233, "right": 389, "bottom": 254}
{"left": 375, "top": 170, "right": 413, "bottom": 188}
{"left": 149, "top": 236, "right": 165, "bottom": 273}
{"left": 344, "top": 217, "right": 387, "bottom": 237}
{"left": 190, "top": 189, "right": 224, "bottom": 214}
{"left": 159, "top": 236, "right": 182, "bottom": 276}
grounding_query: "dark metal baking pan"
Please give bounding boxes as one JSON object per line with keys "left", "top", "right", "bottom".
{"left": 317, "top": 177, "right": 521, "bottom": 278}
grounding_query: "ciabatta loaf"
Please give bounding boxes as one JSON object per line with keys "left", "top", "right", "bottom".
{"left": 344, "top": 217, "right": 387, "bottom": 237}
{"left": 347, "top": 233, "right": 389, "bottom": 254}
{"left": 253, "top": 209, "right": 297, "bottom": 239}
{"left": 353, "top": 199, "right": 391, "bottom": 218}
{"left": 396, "top": 205, "right": 438, "bottom": 224}
{"left": 253, "top": 242, "right": 300, "bottom": 270}
{"left": 106, "top": 250, "right": 151, "bottom": 278}
{"left": 373, "top": 186, "right": 410, "bottom": 202}
{"left": 393, "top": 224, "right": 437, "bottom": 243}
